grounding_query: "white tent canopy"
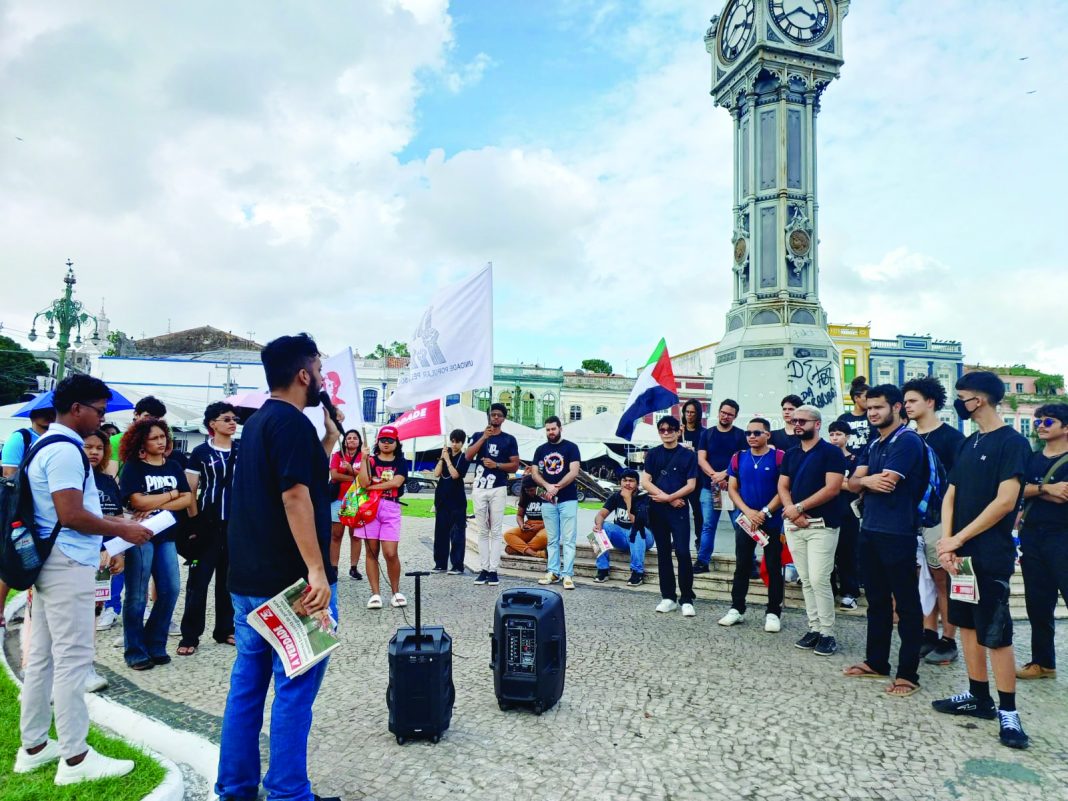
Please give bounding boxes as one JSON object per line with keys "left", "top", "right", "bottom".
{"left": 562, "top": 412, "right": 661, "bottom": 446}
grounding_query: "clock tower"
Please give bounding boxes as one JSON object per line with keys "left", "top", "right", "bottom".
{"left": 704, "top": 0, "right": 849, "bottom": 419}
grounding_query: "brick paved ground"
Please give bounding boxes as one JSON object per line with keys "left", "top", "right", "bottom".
{"left": 80, "top": 517, "right": 1068, "bottom": 801}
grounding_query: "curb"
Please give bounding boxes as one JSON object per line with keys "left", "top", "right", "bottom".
{"left": 2, "top": 592, "right": 219, "bottom": 801}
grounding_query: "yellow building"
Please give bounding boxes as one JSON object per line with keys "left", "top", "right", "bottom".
{"left": 828, "top": 324, "right": 871, "bottom": 394}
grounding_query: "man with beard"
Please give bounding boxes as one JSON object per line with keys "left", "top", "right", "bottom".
{"left": 695, "top": 399, "right": 747, "bottom": 573}
{"left": 843, "top": 385, "right": 925, "bottom": 698}
{"left": 216, "top": 333, "right": 342, "bottom": 801}
{"left": 533, "top": 416, "right": 582, "bottom": 590}
{"left": 777, "top": 405, "right": 846, "bottom": 656}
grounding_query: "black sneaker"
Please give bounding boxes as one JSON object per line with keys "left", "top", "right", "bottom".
{"left": 931, "top": 692, "right": 997, "bottom": 719}
{"left": 473, "top": 570, "right": 490, "bottom": 585}
{"left": 627, "top": 571, "right": 644, "bottom": 587}
{"left": 998, "top": 709, "right": 1030, "bottom": 749}
{"left": 814, "top": 635, "right": 838, "bottom": 656}
{"left": 593, "top": 569, "right": 611, "bottom": 583}
{"left": 692, "top": 561, "right": 710, "bottom": 574}
{"left": 925, "top": 637, "right": 959, "bottom": 665}
{"left": 487, "top": 572, "right": 500, "bottom": 586}
{"left": 795, "top": 631, "right": 821, "bottom": 650}
{"left": 919, "top": 628, "right": 939, "bottom": 658}
{"left": 431, "top": 566, "right": 447, "bottom": 573}
{"left": 348, "top": 566, "right": 362, "bottom": 581}
{"left": 447, "top": 567, "right": 464, "bottom": 576}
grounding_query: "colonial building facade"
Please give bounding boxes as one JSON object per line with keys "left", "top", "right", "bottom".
{"left": 868, "top": 334, "right": 964, "bottom": 428}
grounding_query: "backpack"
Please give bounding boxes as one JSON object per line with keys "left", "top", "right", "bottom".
{"left": 882, "top": 426, "right": 947, "bottom": 530}
{"left": 0, "top": 435, "right": 91, "bottom": 590}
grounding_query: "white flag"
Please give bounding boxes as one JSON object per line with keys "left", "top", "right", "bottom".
{"left": 385, "top": 264, "right": 493, "bottom": 411}
{"left": 305, "top": 346, "right": 363, "bottom": 438}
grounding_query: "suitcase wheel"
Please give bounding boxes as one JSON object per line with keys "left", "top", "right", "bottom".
{"left": 533, "top": 701, "right": 544, "bottom": 716}
{"left": 431, "top": 734, "right": 441, "bottom": 744}
{"left": 396, "top": 735, "right": 406, "bottom": 745}
{"left": 498, "top": 700, "right": 511, "bottom": 712}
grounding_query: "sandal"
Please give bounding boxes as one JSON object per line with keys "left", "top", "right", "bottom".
{"left": 367, "top": 594, "right": 383, "bottom": 610}
{"left": 391, "top": 593, "right": 408, "bottom": 608}
{"left": 884, "top": 678, "right": 920, "bottom": 697}
{"left": 176, "top": 644, "right": 198, "bottom": 656}
{"left": 842, "top": 663, "right": 889, "bottom": 679}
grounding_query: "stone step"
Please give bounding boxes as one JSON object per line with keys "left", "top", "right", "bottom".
{"left": 467, "top": 535, "right": 1067, "bottom": 619}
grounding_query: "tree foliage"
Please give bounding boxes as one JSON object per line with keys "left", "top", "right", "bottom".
{"left": 580, "top": 358, "right": 613, "bottom": 375}
{"left": 372, "top": 341, "right": 410, "bottom": 359}
{"left": 0, "top": 336, "right": 48, "bottom": 405}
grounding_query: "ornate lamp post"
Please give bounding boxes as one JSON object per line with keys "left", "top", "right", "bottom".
{"left": 27, "top": 260, "right": 100, "bottom": 383}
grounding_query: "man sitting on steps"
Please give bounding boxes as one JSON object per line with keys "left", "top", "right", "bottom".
{"left": 592, "top": 469, "right": 654, "bottom": 587}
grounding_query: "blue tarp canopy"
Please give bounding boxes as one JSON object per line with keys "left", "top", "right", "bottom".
{"left": 14, "top": 388, "right": 135, "bottom": 418}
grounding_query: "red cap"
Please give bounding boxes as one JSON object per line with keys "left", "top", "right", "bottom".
{"left": 378, "top": 425, "right": 400, "bottom": 441}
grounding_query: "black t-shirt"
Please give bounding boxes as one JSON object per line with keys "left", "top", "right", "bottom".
{"left": 781, "top": 440, "right": 848, "bottom": 528}
{"left": 228, "top": 399, "right": 335, "bottom": 597}
{"left": 839, "top": 450, "right": 859, "bottom": 502}
{"left": 1022, "top": 450, "right": 1068, "bottom": 532}
{"left": 469, "top": 431, "right": 519, "bottom": 491}
{"left": 533, "top": 439, "right": 582, "bottom": 503}
{"left": 643, "top": 445, "right": 698, "bottom": 499}
{"left": 366, "top": 454, "right": 409, "bottom": 500}
{"left": 186, "top": 441, "right": 239, "bottom": 520}
{"left": 769, "top": 428, "right": 801, "bottom": 453}
{"left": 434, "top": 451, "right": 468, "bottom": 510}
{"left": 951, "top": 426, "right": 1030, "bottom": 575}
{"left": 95, "top": 471, "right": 123, "bottom": 517}
{"left": 518, "top": 494, "right": 544, "bottom": 522}
{"left": 698, "top": 426, "right": 748, "bottom": 471}
{"left": 858, "top": 426, "right": 925, "bottom": 536}
{"left": 602, "top": 491, "right": 650, "bottom": 530}
{"left": 836, "top": 412, "right": 871, "bottom": 455}
{"left": 920, "top": 424, "right": 965, "bottom": 475}
{"left": 119, "top": 457, "right": 191, "bottom": 544}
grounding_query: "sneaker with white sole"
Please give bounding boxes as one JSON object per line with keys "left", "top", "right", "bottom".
{"left": 655, "top": 599, "right": 678, "bottom": 613}
{"left": 366, "top": 594, "right": 383, "bottom": 610}
{"left": 54, "top": 747, "right": 135, "bottom": 785}
{"left": 96, "top": 608, "right": 118, "bottom": 631}
{"left": 718, "top": 608, "right": 744, "bottom": 627}
{"left": 14, "top": 739, "right": 61, "bottom": 773}
{"left": 168, "top": 620, "right": 180, "bottom": 638}
{"left": 681, "top": 603, "right": 696, "bottom": 617}
{"left": 391, "top": 593, "right": 407, "bottom": 608}
{"left": 764, "top": 613, "right": 781, "bottom": 633}
{"left": 85, "top": 668, "right": 109, "bottom": 693}
{"left": 839, "top": 595, "right": 859, "bottom": 612}
{"left": 562, "top": 576, "right": 575, "bottom": 590}
{"left": 537, "top": 572, "right": 560, "bottom": 586}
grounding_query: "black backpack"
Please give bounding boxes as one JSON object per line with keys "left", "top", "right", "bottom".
{"left": 0, "top": 435, "right": 91, "bottom": 590}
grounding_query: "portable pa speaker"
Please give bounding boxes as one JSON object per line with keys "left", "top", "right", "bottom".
{"left": 491, "top": 587, "right": 566, "bottom": 715}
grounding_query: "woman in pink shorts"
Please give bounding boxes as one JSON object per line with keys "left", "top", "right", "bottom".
{"left": 356, "top": 425, "right": 409, "bottom": 610}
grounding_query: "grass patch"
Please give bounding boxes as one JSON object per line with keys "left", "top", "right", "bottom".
{"left": 0, "top": 628, "right": 167, "bottom": 800}
{"left": 401, "top": 498, "right": 603, "bottom": 519}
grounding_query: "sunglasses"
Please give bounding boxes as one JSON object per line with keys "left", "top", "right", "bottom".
{"left": 657, "top": 428, "right": 676, "bottom": 434}
{"left": 215, "top": 416, "right": 239, "bottom": 424}
{"left": 793, "top": 419, "right": 816, "bottom": 426}
{"left": 1034, "top": 417, "right": 1062, "bottom": 428}
{"left": 745, "top": 430, "right": 767, "bottom": 437}
{"left": 378, "top": 437, "right": 397, "bottom": 444}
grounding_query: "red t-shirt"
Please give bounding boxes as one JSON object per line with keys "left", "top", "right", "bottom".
{"left": 330, "top": 451, "right": 362, "bottom": 501}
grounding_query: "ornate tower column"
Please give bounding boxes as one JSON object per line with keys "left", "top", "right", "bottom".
{"left": 705, "top": 0, "right": 849, "bottom": 419}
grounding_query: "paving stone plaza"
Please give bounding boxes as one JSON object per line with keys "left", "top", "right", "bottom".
{"left": 57, "top": 518, "right": 1068, "bottom": 801}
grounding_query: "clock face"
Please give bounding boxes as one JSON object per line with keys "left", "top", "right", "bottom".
{"left": 720, "top": 0, "right": 755, "bottom": 62}
{"left": 768, "top": 0, "right": 831, "bottom": 44}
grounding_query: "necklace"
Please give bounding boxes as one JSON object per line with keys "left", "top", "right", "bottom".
{"left": 749, "top": 450, "right": 768, "bottom": 470}
{"left": 973, "top": 431, "right": 986, "bottom": 449}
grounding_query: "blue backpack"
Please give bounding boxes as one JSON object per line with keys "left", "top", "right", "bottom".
{"left": 883, "top": 426, "right": 947, "bottom": 529}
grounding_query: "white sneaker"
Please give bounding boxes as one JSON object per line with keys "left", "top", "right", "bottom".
{"left": 367, "top": 594, "right": 383, "bottom": 610}
{"left": 112, "top": 634, "right": 124, "bottom": 649}
{"left": 168, "top": 620, "right": 180, "bottom": 637}
{"left": 96, "top": 608, "right": 118, "bottom": 631}
{"left": 764, "top": 613, "right": 781, "bottom": 633}
{"left": 718, "top": 608, "right": 745, "bottom": 627}
{"left": 85, "top": 668, "right": 109, "bottom": 693}
{"left": 54, "top": 747, "right": 135, "bottom": 786}
{"left": 681, "top": 603, "right": 696, "bottom": 618}
{"left": 655, "top": 599, "right": 678, "bottom": 613}
{"left": 390, "top": 593, "right": 407, "bottom": 608}
{"left": 14, "top": 738, "right": 61, "bottom": 773}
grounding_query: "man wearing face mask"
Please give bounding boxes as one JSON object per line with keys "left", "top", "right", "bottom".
{"left": 932, "top": 371, "right": 1032, "bottom": 750}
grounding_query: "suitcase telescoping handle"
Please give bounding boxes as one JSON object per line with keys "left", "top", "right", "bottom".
{"left": 405, "top": 570, "right": 430, "bottom": 648}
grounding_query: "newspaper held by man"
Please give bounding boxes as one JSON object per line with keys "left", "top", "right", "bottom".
{"left": 586, "top": 527, "right": 612, "bottom": 558}
{"left": 735, "top": 514, "right": 769, "bottom": 547}
{"left": 247, "top": 579, "right": 340, "bottom": 678}
{"left": 949, "top": 556, "right": 980, "bottom": 604}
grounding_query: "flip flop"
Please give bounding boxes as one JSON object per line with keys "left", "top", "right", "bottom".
{"left": 842, "top": 663, "right": 890, "bottom": 679}
{"left": 884, "top": 679, "right": 920, "bottom": 697}
{"left": 176, "top": 645, "right": 198, "bottom": 656}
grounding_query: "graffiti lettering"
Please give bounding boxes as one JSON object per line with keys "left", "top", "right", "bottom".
{"left": 786, "top": 359, "right": 838, "bottom": 409}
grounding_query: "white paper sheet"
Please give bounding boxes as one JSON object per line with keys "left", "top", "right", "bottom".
{"left": 104, "top": 511, "right": 176, "bottom": 556}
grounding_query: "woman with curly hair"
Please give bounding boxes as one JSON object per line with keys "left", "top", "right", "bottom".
{"left": 118, "top": 418, "right": 192, "bottom": 670}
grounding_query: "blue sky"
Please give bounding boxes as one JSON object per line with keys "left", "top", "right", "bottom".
{"left": 1, "top": 0, "right": 1065, "bottom": 378}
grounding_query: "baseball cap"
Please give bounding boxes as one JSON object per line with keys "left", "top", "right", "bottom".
{"left": 377, "top": 425, "right": 400, "bottom": 441}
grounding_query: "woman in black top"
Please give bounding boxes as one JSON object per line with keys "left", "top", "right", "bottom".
{"left": 680, "top": 399, "right": 706, "bottom": 555}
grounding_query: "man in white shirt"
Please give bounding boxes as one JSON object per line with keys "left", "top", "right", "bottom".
{"left": 14, "top": 375, "right": 152, "bottom": 786}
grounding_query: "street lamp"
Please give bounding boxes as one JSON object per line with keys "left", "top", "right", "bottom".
{"left": 27, "top": 260, "right": 100, "bottom": 383}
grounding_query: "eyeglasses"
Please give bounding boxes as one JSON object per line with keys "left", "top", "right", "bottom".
{"left": 378, "top": 438, "right": 397, "bottom": 444}
{"left": 83, "top": 403, "right": 107, "bottom": 418}
{"left": 1034, "top": 417, "right": 1061, "bottom": 428}
{"left": 745, "top": 430, "right": 767, "bottom": 437}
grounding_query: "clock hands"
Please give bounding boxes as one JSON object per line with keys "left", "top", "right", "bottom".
{"left": 787, "top": 5, "right": 817, "bottom": 23}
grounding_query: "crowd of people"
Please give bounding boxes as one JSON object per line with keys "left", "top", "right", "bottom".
{"left": 6, "top": 331, "right": 1067, "bottom": 794}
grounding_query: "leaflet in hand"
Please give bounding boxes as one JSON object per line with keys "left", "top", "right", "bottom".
{"left": 949, "top": 557, "right": 980, "bottom": 604}
{"left": 586, "top": 528, "right": 612, "bottom": 558}
{"left": 736, "top": 514, "right": 769, "bottom": 547}
{"left": 104, "top": 511, "right": 176, "bottom": 556}
{"left": 95, "top": 568, "right": 112, "bottom": 601}
{"left": 247, "top": 579, "right": 340, "bottom": 678}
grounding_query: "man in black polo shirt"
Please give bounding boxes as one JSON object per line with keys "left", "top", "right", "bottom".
{"left": 642, "top": 415, "right": 698, "bottom": 617}
{"left": 932, "top": 371, "right": 1033, "bottom": 750}
{"left": 844, "top": 385, "right": 925, "bottom": 697}
{"left": 216, "top": 333, "right": 342, "bottom": 801}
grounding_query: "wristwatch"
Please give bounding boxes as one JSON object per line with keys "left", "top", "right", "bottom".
{"left": 761, "top": 506, "right": 771, "bottom": 516}
{"left": 796, "top": 502, "right": 805, "bottom": 514}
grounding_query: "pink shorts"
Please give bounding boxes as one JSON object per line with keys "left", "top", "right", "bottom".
{"left": 356, "top": 497, "right": 402, "bottom": 541}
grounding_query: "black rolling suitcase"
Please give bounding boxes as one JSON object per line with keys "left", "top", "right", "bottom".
{"left": 387, "top": 572, "right": 454, "bottom": 744}
{"left": 491, "top": 587, "right": 566, "bottom": 715}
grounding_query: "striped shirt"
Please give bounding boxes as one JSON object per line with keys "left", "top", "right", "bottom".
{"left": 186, "top": 440, "right": 239, "bottom": 521}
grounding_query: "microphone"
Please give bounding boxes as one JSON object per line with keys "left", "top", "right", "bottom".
{"left": 320, "top": 390, "right": 344, "bottom": 434}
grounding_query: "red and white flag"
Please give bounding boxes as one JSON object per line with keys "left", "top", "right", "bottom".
{"left": 391, "top": 398, "right": 443, "bottom": 441}
{"left": 305, "top": 347, "right": 362, "bottom": 437}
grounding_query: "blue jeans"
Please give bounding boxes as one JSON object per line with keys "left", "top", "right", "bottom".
{"left": 123, "top": 539, "right": 179, "bottom": 666}
{"left": 543, "top": 499, "right": 578, "bottom": 577}
{"left": 696, "top": 488, "right": 724, "bottom": 564}
{"left": 595, "top": 523, "right": 654, "bottom": 573}
{"left": 105, "top": 571, "right": 124, "bottom": 613}
{"left": 216, "top": 585, "right": 338, "bottom": 801}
